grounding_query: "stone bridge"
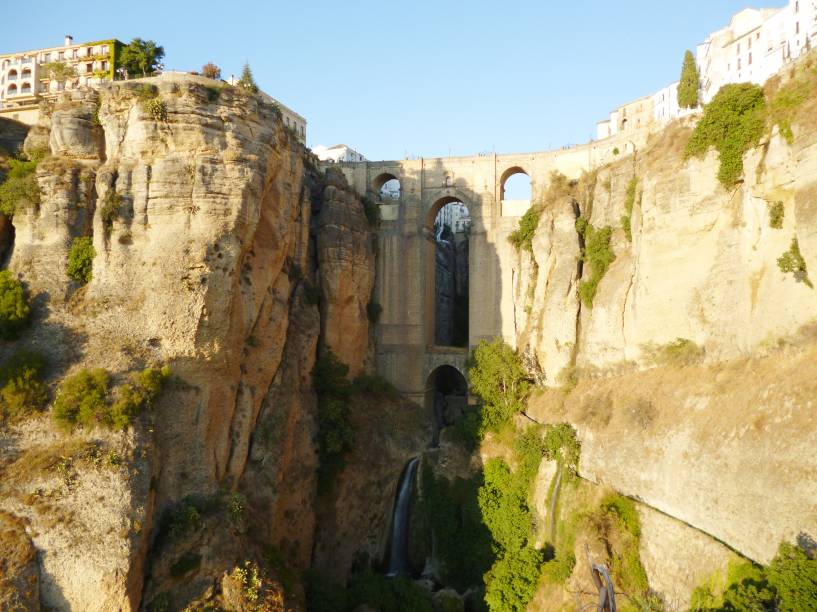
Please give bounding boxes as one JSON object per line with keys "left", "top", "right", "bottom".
{"left": 329, "top": 133, "right": 643, "bottom": 404}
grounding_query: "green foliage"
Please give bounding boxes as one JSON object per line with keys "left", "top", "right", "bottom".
{"left": 591, "top": 493, "right": 649, "bottom": 596}
{"left": 52, "top": 365, "right": 169, "bottom": 431}
{"left": 766, "top": 542, "right": 817, "bottom": 611}
{"left": 678, "top": 49, "right": 700, "bottom": 108}
{"left": 600, "top": 493, "right": 641, "bottom": 538}
{"left": 226, "top": 492, "right": 246, "bottom": 528}
{"left": 768, "top": 201, "right": 785, "bottom": 229}
{"left": 577, "top": 222, "right": 615, "bottom": 308}
{"left": 767, "top": 77, "right": 810, "bottom": 145}
{"left": 347, "top": 570, "right": 434, "bottom": 612}
{"left": 169, "top": 552, "right": 201, "bottom": 577}
{"left": 651, "top": 337, "right": 705, "bottom": 367}
{"left": 144, "top": 97, "right": 167, "bottom": 121}
{"left": 479, "top": 459, "right": 533, "bottom": 551}
{"left": 612, "top": 147, "right": 620, "bottom": 155}
{"left": 777, "top": 237, "right": 812, "bottom": 287}
{"left": 685, "top": 83, "right": 766, "bottom": 187}
{"left": 66, "top": 237, "right": 96, "bottom": 284}
{"left": 484, "top": 547, "right": 544, "bottom": 612}
{"left": 422, "top": 464, "right": 494, "bottom": 590}
{"left": 513, "top": 425, "right": 546, "bottom": 482}
{"left": 313, "top": 351, "right": 354, "bottom": 489}
{"left": 51, "top": 368, "right": 110, "bottom": 430}
{"left": 118, "top": 38, "right": 165, "bottom": 76}
{"left": 508, "top": 207, "right": 540, "bottom": 252}
{"left": 41, "top": 62, "right": 77, "bottom": 83}
{"left": 0, "top": 271, "right": 31, "bottom": 339}
{"left": 100, "top": 189, "right": 121, "bottom": 231}
{"left": 542, "top": 550, "right": 576, "bottom": 585}
{"left": 0, "top": 156, "right": 41, "bottom": 215}
{"left": 621, "top": 176, "right": 638, "bottom": 242}
{"left": 542, "top": 423, "right": 581, "bottom": 474}
{"left": 366, "top": 300, "right": 382, "bottom": 323}
{"left": 0, "top": 351, "right": 47, "bottom": 422}
{"left": 467, "top": 339, "right": 530, "bottom": 439}
{"left": 238, "top": 63, "right": 259, "bottom": 94}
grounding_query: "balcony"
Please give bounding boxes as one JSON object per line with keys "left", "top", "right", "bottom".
{"left": 7, "top": 75, "right": 18, "bottom": 82}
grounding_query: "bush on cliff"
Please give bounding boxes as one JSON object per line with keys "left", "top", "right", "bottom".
{"left": 577, "top": 221, "right": 615, "bottom": 308}
{"left": 467, "top": 339, "right": 531, "bottom": 439}
{"left": 685, "top": 83, "right": 766, "bottom": 187}
{"left": 0, "top": 271, "right": 31, "bottom": 339}
{"left": 0, "top": 155, "right": 41, "bottom": 215}
{"left": 777, "top": 237, "right": 812, "bottom": 288}
{"left": 313, "top": 350, "right": 354, "bottom": 489}
{"left": 509, "top": 207, "right": 540, "bottom": 252}
{"left": 66, "top": 237, "right": 95, "bottom": 284}
{"left": 678, "top": 49, "right": 700, "bottom": 109}
{"left": 0, "top": 350, "right": 48, "bottom": 422}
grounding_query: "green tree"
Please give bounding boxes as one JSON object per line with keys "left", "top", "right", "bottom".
{"left": 678, "top": 50, "right": 700, "bottom": 108}
{"left": 67, "top": 236, "right": 95, "bottom": 284}
{"left": 118, "top": 38, "right": 165, "bottom": 77}
{"left": 41, "top": 62, "right": 78, "bottom": 84}
{"left": 467, "top": 339, "right": 530, "bottom": 436}
{"left": 237, "top": 63, "right": 259, "bottom": 93}
{"left": 0, "top": 270, "right": 30, "bottom": 339}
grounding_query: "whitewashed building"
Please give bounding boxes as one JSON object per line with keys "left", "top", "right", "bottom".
{"left": 312, "top": 144, "right": 367, "bottom": 163}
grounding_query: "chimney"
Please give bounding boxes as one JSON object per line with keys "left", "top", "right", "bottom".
{"left": 64, "top": 35, "right": 73, "bottom": 47}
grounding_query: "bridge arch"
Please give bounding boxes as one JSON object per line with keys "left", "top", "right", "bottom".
{"left": 372, "top": 172, "right": 401, "bottom": 201}
{"left": 500, "top": 166, "right": 532, "bottom": 201}
{"left": 426, "top": 364, "right": 468, "bottom": 446}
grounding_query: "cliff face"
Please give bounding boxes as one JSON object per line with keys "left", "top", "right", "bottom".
{"left": 511, "top": 109, "right": 817, "bottom": 567}
{"left": 0, "top": 75, "right": 375, "bottom": 610}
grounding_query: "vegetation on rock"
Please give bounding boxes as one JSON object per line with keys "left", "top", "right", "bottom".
{"left": 620, "top": 176, "right": 638, "bottom": 242}
{"left": 685, "top": 83, "right": 766, "bottom": 187}
{"left": 66, "top": 237, "right": 96, "bottom": 284}
{"left": 577, "top": 221, "right": 615, "bottom": 308}
{"left": 0, "top": 154, "right": 42, "bottom": 215}
{"left": 313, "top": 350, "right": 355, "bottom": 489}
{"left": 678, "top": 50, "right": 700, "bottom": 108}
{"left": 0, "top": 271, "right": 31, "bottom": 340}
{"left": 41, "top": 62, "right": 78, "bottom": 83}
{"left": 0, "top": 350, "right": 48, "bottom": 422}
{"left": 777, "top": 237, "right": 812, "bottom": 287}
{"left": 767, "top": 201, "right": 785, "bottom": 229}
{"left": 237, "top": 63, "right": 259, "bottom": 94}
{"left": 509, "top": 207, "right": 540, "bottom": 252}
{"left": 201, "top": 62, "right": 221, "bottom": 80}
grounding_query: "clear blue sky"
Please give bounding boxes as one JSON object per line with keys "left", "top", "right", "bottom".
{"left": 2, "top": 0, "right": 777, "bottom": 160}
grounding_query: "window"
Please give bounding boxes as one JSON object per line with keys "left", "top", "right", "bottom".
{"left": 749, "top": 36, "right": 752, "bottom": 49}
{"left": 102, "top": 45, "right": 109, "bottom": 54}
{"left": 796, "top": 22, "right": 800, "bottom": 34}
{"left": 101, "top": 61, "right": 108, "bottom": 71}
{"left": 737, "top": 43, "right": 741, "bottom": 53}
{"left": 58, "top": 51, "right": 64, "bottom": 60}
{"left": 796, "top": 1, "right": 799, "bottom": 12}
{"left": 738, "top": 58, "right": 742, "bottom": 70}
{"left": 749, "top": 52, "right": 753, "bottom": 65}
{"left": 86, "top": 63, "right": 93, "bottom": 73}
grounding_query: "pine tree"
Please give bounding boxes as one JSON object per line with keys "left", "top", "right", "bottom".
{"left": 678, "top": 50, "right": 700, "bottom": 108}
{"left": 237, "top": 63, "right": 258, "bottom": 94}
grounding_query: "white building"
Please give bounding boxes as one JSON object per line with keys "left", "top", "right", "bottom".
{"left": 596, "top": 0, "right": 817, "bottom": 140}
{"left": 312, "top": 143, "right": 367, "bottom": 163}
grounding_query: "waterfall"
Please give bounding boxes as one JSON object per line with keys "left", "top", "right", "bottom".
{"left": 386, "top": 457, "right": 420, "bottom": 576}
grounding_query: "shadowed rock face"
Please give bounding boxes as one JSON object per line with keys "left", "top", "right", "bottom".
{"left": 0, "top": 77, "right": 375, "bottom": 610}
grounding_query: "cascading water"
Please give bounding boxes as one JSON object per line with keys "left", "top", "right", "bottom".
{"left": 386, "top": 457, "right": 420, "bottom": 576}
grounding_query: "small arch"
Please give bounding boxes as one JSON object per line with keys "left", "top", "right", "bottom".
{"left": 7, "top": 84, "right": 17, "bottom": 96}
{"left": 20, "top": 82, "right": 31, "bottom": 94}
{"left": 426, "top": 365, "right": 468, "bottom": 446}
{"left": 372, "top": 172, "right": 401, "bottom": 200}
{"left": 21, "top": 68, "right": 31, "bottom": 79}
{"left": 500, "top": 166, "right": 531, "bottom": 201}
{"left": 8, "top": 69, "right": 18, "bottom": 79}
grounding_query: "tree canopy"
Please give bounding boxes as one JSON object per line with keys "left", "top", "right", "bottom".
{"left": 237, "top": 63, "right": 258, "bottom": 93}
{"left": 118, "top": 39, "right": 164, "bottom": 77}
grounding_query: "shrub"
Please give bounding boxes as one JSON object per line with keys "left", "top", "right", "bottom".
{"left": 621, "top": 176, "right": 638, "bottom": 242}
{"left": 542, "top": 550, "right": 576, "bottom": 585}
{"left": 678, "top": 49, "right": 700, "bottom": 109}
{"left": 483, "top": 546, "right": 544, "bottom": 612}
{"left": 67, "top": 237, "right": 96, "bottom": 284}
{"left": 777, "top": 237, "right": 812, "bottom": 287}
{"left": 237, "top": 63, "right": 259, "bottom": 94}
{"left": 366, "top": 300, "right": 382, "bottom": 323}
{"left": 479, "top": 459, "right": 533, "bottom": 552}
{"left": 768, "top": 201, "right": 785, "bottom": 229}
{"left": 201, "top": 62, "right": 221, "bottom": 80}
{"left": 685, "top": 83, "right": 766, "bottom": 187}
{"left": 52, "top": 368, "right": 110, "bottom": 430}
{"left": 766, "top": 542, "right": 817, "bottom": 611}
{"left": 144, "top": 97, "right": 167, "bottom": 122}
{"left": 542, "top": 423, "right": 581, "bottom": 474}
{"left": 509, "top": 207, "right": 540, "bottom": 252}
{"left": 590, "top": 493, "right": 649, "bottom": 596}
{"left": 0, "top": 351, "right": 47, "bottom": 422}
{"left": 347, "top": 570, "right": 433, "bottom": 612}
{"left": 612, "top": 147, "right": 620, "bottom": 155}
{"left": 467, "top": 339, "right": 530, "bottom": 438}
{"left": 767, "top": 77, "right": 810, "bottom": 145}
{"left": 100, "top": 190, "right": 121, "bottom": 231}
{"left": 108, "top": 365, "right": 171, "bottom": 430}
{"left": 578, "top": 222, "right": 615, "bottom": 308}
{"left": 652, "top": 337, "right": 705, "bottom": 366}
{"left": 0, "top": 271, "right": 31, "bottom": 339}
{"left": 313, "top": 351, "right": 354, "bottom": 489}
{"left": 0, "top": 156, "right": 41, "bottom": 215}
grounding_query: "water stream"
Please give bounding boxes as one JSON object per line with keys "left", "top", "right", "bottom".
{"left": 386, "top": 457, "right": 420, "bottom": 576}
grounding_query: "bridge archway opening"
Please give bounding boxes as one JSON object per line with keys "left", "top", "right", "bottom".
{"left": 500, "top": 167, "right": 531, "bottom": 201}
{"left": 373, "top": 173, "right": 401, "bottom": 201}
{"left": 427, "top": 197, "right": 470, "bottom": 348}
{"left": 426, "top": 365, "right": 468, "bottom": 446}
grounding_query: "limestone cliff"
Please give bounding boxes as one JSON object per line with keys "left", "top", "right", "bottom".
{"left": 0, "top": 75, "right": 376, "bottom": 611}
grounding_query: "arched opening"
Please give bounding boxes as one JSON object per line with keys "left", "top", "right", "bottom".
{"left": 373, "top": 173, "right": 401, "bottom": 201}
{"left": 500, "top": 167, "right": 532, "bottom": 201}
{"left": 8, "top": 69, "right": 18, "bottom": 80}
{"left": 7, "top": 84, "right": 17, "bottom": 97}
{"left": 20, "top": 82, "right": 31, "bottom": 95}
{"left": 21, "top": 68, "right": 31, "bottom": 79}
{"left": 426, "top": 365, "right": 468, "bottom": 446}
{"left": 427, "top": 197, "right": 470, "bottom": 347}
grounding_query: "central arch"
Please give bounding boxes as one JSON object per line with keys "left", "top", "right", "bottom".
{"left": 425, "top": 196, "right": 470, "bottom": 348}
{"left": 425, "top": 364, "right": 468, "bottom": 446}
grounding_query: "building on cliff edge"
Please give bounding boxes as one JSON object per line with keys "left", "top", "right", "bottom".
{"left": 313, "top": 144, "right": 367, "bottom": 163}
{"left": 0, "top": 35, "right": 121, "bottom": 124}
{"left": 596, "top": 0, "right": 817, "bottom": 140}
